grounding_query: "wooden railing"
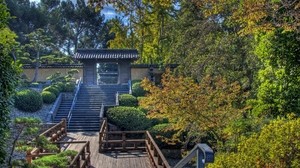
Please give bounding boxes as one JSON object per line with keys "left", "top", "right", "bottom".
{"left": 67, "top": 77, "right": 82, "bottom": 128}
{"left": 145, "top": 131, "right": 171, "bottom": 168}
{"left": 54, "top": 141, "right": 91, "bottom": 168}
{"left": 98, "top": 118, "right": 170, "bottom": 167}
{"left": 26, "top": 119, "right": 67, "bottom": 163}
{"left": 40, "top": 119, "right": 67, "bottom": 142}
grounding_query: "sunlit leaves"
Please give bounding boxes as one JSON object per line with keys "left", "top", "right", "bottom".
{"left": 140, "top": 70, "right": 246, "bottom": 144}
{"left": 209, "top": 117, "right": 300, "bottom": 168}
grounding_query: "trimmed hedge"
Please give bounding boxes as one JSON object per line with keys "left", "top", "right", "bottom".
{"left": 132, "top": 82, "right": 146, "bottom": 97}
{"left": 64, "top": 82, "right": 75, "bottom": 92}
{"left": 107, "top": 106, "right": 151, "bottom": 130}
{"left": 15, "top": 89, "right": 43, "bottom": 112}
{"left": 119, "top": 94, "right": 138, "bottom": 107}
{"left": 42, "top": 91, "right": 56, "bottom": 104}
{"left": 43, "top": 86, "right": 59, "bottom": 97}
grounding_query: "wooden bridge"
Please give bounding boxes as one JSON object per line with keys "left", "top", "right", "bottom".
{"left": 26, "top": 119, "right": 170, "bottom": 168}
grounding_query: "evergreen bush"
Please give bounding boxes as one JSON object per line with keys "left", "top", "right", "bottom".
{"left": 14, "top": 89, "right": 43, "bottom": 112}
{"left": 107, "top": 106, "right": 151, "bottom": 130}
{"left": 55, "top": 82, "right": 65, "bottom": 91}
{"left": 132, "top": 82, "right": 146, "bottom": 97}
{"left": 64, "top": 82, "right": 75, "bottom": 92}
{"left": 42, "top": 91, "right": 56, "bottom": 104}
{"left": 43, "top": 86, "right": 59, "bottom": 97}
{"left": 119, "top": 94, "right": 138, "bottom": 107}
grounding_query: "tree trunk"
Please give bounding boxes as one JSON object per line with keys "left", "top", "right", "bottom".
{"left": 31, "top": 50, "right": 40, "bottom": 83}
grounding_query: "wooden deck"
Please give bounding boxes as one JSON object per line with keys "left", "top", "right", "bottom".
{"left": 63, "top": 132, "right": 151, "bottom": 168}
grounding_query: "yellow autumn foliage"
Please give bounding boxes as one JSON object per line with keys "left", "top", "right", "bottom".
{"left": 140, "top": 70, "right": 246, "bottom": 143}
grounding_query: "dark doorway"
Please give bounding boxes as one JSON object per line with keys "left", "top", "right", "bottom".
{"left": 97, "top": 63, "right": 119, "bottom": 84}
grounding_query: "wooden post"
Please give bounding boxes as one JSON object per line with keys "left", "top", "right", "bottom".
{"left": 26, "top": 151, "right": 32, "bottom": 164}
{"left": 122, "top": 132, "right": 126, "bottom": 151}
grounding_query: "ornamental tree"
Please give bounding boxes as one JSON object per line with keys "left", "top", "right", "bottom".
{"left": 140, "top": 70, "right": 247, "bottom": 147}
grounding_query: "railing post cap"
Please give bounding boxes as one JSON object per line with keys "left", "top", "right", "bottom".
{"left": 197, "top": 143, "right": 214, "bottom": 163}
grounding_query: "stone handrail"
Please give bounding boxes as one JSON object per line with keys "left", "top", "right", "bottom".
{"left": 67, "top": 77, "right": 82, "bottom": 128}
{"left": 47, "top": 93, "right": 63, "bottom": 123}
{"left": 115, "top": 91, "right": 119, "bottom": 106}
{"left": 128, "top": 80, "right": 132, "bottom": 94}
{"left": 99, "top": 103, "right": 104, "bottom": 118}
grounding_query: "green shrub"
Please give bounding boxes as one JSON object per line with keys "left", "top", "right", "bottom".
{"left": 132, "top": 82, "right": 146, "bottom": 97}
{"left": 119, "top": 94, "right": 138, "bottom": 107}
{"left": 31, "top": 150, "right": 77, "bottom": 168}
{"left": 42, "top": 91, "right": 56, "bottom": 104}
{"left": 43, "top": 86, "right": 59, "bottom": 97}
{"left": 149, "top": 123, "right": 179, "bottom": 147}
{"left": 63, "top": 82, "right": 75, "bottom": 92}
{"left": 15, "top": 89, "right": 43, "bottom": 112}
{"left": 52, "top": 84, "right": 62, "bottom": 92}
{"left": 55, "top": 82, "right": 65, "bottom": 91}
{"left": 107, "top": 106, "right": 151, "bottom": 130}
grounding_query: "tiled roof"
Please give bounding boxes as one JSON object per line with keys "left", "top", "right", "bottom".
{"left": 23, "top": 64, "right": 83, "bottom": 69}
{"left": 74, "top": 49, "right": 139, "bottom": 60}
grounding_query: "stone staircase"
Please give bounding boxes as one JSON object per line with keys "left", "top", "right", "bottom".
{"left": 53, "top": 85, "right": 129, "bottom": 132}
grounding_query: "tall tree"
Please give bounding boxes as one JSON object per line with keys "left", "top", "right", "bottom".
{"left": 24, "top": 28, "right": 53, "bottom": 82}
{"left": 58, "top": 0, "right": 109, "bottom": 54}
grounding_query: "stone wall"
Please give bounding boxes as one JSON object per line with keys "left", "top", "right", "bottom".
{"left": 22, "top": 67, "right": 83, "bottom": 82}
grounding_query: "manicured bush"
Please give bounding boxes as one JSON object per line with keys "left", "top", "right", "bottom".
{"left": 14, "top": 89, "right": 43, "bottom": 112}
{"left": 43, "top": 86, "right": 59, "bottom": 97}
{"left": 107, "top": 106, "right": 151, "bottom": 130}
{"left": 55, "top": 82, "right": 65, "bottom": 91}
{"left": 132, "top": 82, "right": 146, "bottom": 97}
{"left": 42, "top": 91, "right": 56, "bottom": 104}
{"left": 63, "top": 82, "right": 75, "bottom": 92}
{"left": 52, "top": 83, "right": 63, "bottom": 92}
{"left": 119, "top": 94, "right": 138, "bottom": 107}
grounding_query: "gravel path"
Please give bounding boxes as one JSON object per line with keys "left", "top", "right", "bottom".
{"left": 10, "top": 103, "right": 53, "bottom": 123}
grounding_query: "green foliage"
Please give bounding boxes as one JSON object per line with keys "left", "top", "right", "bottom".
{"left": 8, "top": 117, "right": 41, "bottom": 166}
{"left": 249, "top": 30, "right": 300, "bottom": 116}
{"left": 46, "top": 72, "right": 64, "bottom": 83}
{"left": 107, "top": 106, "right": 151, "bottom": 131}
{"left": 119, "top": 94, "right": 138, "bottom": 107}
{"left": 141, "top": 70, "right": 246, "bottom": 147}
{"left": 31, "top": 150, "right": 77, "bottom": 168}
{"left": 42, "top": 91, "right": 56, "bottom": 104}
{"left": 14, "top": 89, "right": 43, "bottom": 112}
{"left": 132, "top": 82, "right": 146, "bottom": 97}
{"left": 43, "top": 86, "right": 59, "bottom": 97}
{"left": 149, "top": 123, "right": 180, "bottom": 147}
{"left": 0, "top": 2, "right": 21, "bottom": 163}
{"left": 209, "top": 116, "right": 300, "bottom": 168}
{"left": 63, "top": 82, "right": 75, "bottom": 92}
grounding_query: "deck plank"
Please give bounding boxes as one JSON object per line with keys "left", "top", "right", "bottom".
{"left": 62, "top": 132, "right": 151, "bottom": 168}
